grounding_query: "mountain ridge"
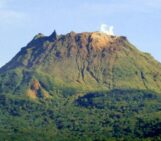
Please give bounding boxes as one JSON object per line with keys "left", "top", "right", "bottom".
{"left": 1, "top": 31, "right": 161, "bottom": 95}
{"left": 0, "top": 30, "right": 161, "bottom": 140}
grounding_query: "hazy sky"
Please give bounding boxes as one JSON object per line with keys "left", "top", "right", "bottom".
{"left": 0, "top": 0, "right": 161, "bottom": 67}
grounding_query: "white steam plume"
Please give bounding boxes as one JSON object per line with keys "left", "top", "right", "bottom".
{"left": 99, "top": 24, "right": 114, "bottom": 35}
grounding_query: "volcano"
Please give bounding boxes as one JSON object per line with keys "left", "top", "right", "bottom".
{"left": 0, "top": 31, "right": 161, "bottom": 141}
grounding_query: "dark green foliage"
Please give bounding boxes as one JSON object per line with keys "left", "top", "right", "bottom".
{"left": 0, "top": 89, "right": 161, "bottom": 141}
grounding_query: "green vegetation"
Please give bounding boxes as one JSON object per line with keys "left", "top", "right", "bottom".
{"left": 0, "top": 32, "right": 161, "bottom": 140}
{"left": 0, "top": 89, "right": 161, "bottom": 140}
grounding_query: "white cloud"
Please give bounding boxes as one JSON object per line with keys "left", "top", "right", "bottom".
{"left": 0, "top": 0, "right": 26, "bottom": 24}
{"left": 0, "top": 10, "right": 25, "bottom": 23}
{"left": 99, "top": 24, "right": 114, "bottom": 36}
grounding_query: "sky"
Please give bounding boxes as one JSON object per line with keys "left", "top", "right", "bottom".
{"left": 0, "top": 0, "right": 161, "bottom": 67}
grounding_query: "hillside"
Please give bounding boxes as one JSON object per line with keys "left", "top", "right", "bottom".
{"left": 0, "top": 31, "right": 161, "bottom": 141}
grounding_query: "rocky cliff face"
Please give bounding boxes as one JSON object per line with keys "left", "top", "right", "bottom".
{"left": 0, "top": 31, "right": 161, "bottom": 98}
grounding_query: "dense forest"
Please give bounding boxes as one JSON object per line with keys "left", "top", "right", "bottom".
{"left": 0, "top": 89, "right": 161, "bottom": 141}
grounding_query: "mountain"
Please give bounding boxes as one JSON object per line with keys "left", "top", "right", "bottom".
{"left": 0, "top": 31, "right": 161, "bottom": 141}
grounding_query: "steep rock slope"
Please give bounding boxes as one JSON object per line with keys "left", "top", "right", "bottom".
{"left": 0, "top": 31, "right": 161, "bottom": 98}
